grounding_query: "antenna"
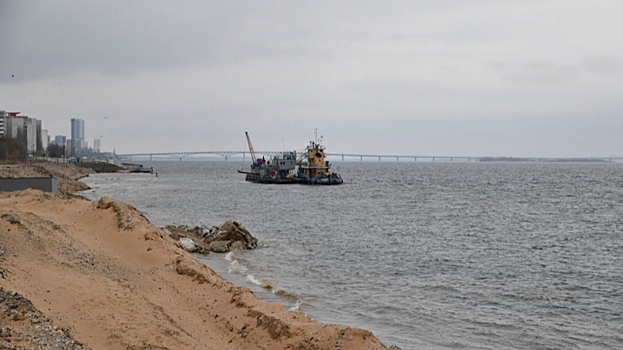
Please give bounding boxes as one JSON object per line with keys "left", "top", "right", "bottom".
{"left": 314, "top": 128, "right": 318, "bottom": 143}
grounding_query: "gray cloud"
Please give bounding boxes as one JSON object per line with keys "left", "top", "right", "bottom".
{"left": 582, "top": 56, "right": 622, "bottom": 75}
{"left": 1, "top": 0, "right": 622, "bottom": 157}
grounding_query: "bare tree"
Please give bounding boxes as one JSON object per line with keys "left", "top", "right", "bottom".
{"left": 36, "top": 123, "right": 43, "bottom": 155}
{"left": 15, "top": 127, "right": 28, "bottom": 160}
{"left": 0, "top": 134, "right": 27, "bottom": 162}
{"left": 47, "top": 143, "right": 64, "bottom": 158}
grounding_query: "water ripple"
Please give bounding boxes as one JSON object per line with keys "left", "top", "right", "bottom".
{"left": 83, "top": 161, "right": 623, "bottom": 349}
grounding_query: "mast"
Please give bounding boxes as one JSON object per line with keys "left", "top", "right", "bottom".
{"left": 245, "top": 131, "right": 257, "bottom": 163}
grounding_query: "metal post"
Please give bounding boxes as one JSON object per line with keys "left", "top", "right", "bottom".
{"left": 396, "top": 156, "right": 399, "bottom": 162}
{"left": 225, "top": 156, "right": 228, "bottom": 161}
{"left": 414, "top": 157, "right": 417, "bottom": 162}
{"left": 360, "top": 156, "right": 363, "bottom": 161}
{"left": 378, "top": 156, "right": 381, "bottom": 161}
{"left": 150, "top": 154, "right": 152, "bottom": 161}
{"left": 342, "top": 155, "right": 344, "bottom": 161}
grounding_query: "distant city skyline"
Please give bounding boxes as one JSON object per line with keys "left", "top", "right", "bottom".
{"left": 1, "top": 1, "right": 622, "bottom": 157}
{"left": 0, "top": 108, "right": 107, "bottom": 158}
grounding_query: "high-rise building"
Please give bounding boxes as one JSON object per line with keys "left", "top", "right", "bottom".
{"left": 41, "top": 129, "right": 49, "bottom": 150}
{"left": 0, "top": 110, "right": 6, "bottom": 136}
{"left": 70, "top": 118, "right": 85, "bottom": 155}
{"left": 71, "top": 118, "right": 85, "bottom": 141}
{"left": 5, "top": 114, "right": 39, "bottom": 153}
{"left": 67, "top": 139, "right": 73, "bottom": 156}
{"left": 93, "top": 138, "right": 101, "bottom": 153}
{"left": 2, "top": 111, "right": 48, "bottom": 153}
{"left": 55, "top": 135, "right": 66, "bottom": 146}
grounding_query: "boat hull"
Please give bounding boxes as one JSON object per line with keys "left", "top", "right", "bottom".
{"left": 240, "top": 171, "right": 303, "bottom": 184}
{"left": 296, "top": 173, "right": 344, "bottom": 185}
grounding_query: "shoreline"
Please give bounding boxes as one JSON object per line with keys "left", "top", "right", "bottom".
{"left": 0, "top": 162, "right": 392, "bottom": 350}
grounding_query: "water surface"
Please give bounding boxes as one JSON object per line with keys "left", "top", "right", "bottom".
{"left": 82, "top": 161, "right": 623, "bottom": 349}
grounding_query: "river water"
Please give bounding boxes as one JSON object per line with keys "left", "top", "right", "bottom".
{"left": 81, "top": 161, "right": 623, "bottom": 349}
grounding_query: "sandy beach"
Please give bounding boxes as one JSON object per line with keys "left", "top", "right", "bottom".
{"left": 0, "top": 163, "right": 391, "bottom": 350}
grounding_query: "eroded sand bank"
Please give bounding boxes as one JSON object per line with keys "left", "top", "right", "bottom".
{"left": 0, "top": 163, "right": 391, "bottom": 350}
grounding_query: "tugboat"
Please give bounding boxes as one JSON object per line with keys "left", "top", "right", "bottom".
{"left": 296, "top": 132, "right": 343, "bottom": 185}
{"left": 238, "top": 132, "right": 302, "bottom": 184}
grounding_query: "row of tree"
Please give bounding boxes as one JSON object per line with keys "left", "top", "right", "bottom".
{"left": 0, "top": 132, "right": 28, "bottom": 162}
{"left": 0, "top": 132, "right": 65, "bottom": 162}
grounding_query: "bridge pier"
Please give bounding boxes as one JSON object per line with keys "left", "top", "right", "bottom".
{"left": 432, "top": 157, "right": 435, "bottom": 162}
{"left": 378, "top": 156, "right": 381, "bottom": 161}
{"left": 150, "top": 154, "right": 152, "bottom": 162}
{"left": 225, "top": 156, "right": 228, "bottom": 161}
{"left": 342, "top": 155, "right": 344, "bottom": 161}
{"left": 451, "top": 157, "right": 453, "bottom": 162}
{"left": 360, "top": 156, "right": 363, "bottom": 161}
{"left": 396, "top": 156, "right": 399, "bottom": 162}
{"left": 414, "top": 157, "right": 417, "bottom": 162}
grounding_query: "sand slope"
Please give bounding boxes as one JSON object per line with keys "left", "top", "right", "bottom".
{"left": 0, "top": 189, "right": 389, "bottom": 350}
{"left": 0, "top": 163, "right": 95, "bottom": 195}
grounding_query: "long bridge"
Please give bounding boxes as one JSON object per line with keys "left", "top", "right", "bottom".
{"left": 115, "top": 151, "right": 623, "bottom": 163}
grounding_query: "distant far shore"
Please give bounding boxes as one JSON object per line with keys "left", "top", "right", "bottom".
{"left": 479, "top": 157, "right": 611, "bottom": 163}
{"left": 103, "top": 155, "right": 619, "bottom": 163}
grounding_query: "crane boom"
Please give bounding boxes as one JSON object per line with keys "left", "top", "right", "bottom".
{"left": 245, "top": 131, "right": 257, "bottom": 163}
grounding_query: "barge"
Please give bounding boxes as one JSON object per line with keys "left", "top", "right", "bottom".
{"left": 239, "top": 131, "right": 343, "bottom": 185}
{"left": 238, "top": 132, "right": 302, "bottom": 184}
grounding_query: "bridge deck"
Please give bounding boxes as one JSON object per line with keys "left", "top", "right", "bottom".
{"left": 115, "top": 151, "right": 622, "bottom": 162}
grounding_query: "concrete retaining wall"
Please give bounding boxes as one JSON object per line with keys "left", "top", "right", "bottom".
{"left": 0, "top": 177, "right": 58, "bottom": 193}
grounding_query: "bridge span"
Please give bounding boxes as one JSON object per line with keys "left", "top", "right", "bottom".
{"left": 115, "top": 151, "right": 622, "bottom": 163}
{"left": 116, "top": 151, "right": 483, "bottom": 162}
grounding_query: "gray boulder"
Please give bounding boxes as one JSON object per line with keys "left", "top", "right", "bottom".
{"left": 208, "top": 240, "right": 232, "bottom": 253}
{"left": 178, "top": 237, "right": 199, "bottom": 253}
{"left": 165, "top": 220, "right": 258, "bottom": 254}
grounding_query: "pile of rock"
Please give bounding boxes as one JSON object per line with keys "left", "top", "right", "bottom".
{"left": 165, "top": 220, "right": 258, "bottom": 254}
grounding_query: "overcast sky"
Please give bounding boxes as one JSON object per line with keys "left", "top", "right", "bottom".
{"left": 1, "top": 0, "right": 622, "bottom": 157}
